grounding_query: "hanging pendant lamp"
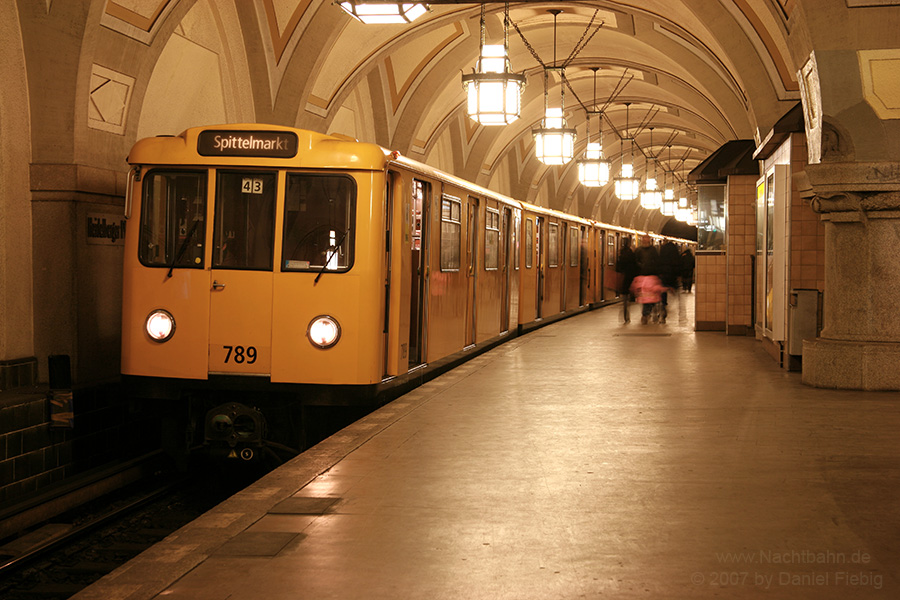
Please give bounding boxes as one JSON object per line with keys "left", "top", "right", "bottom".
{"left": 338, "top": 1, "right": 429, "bottom": 24}
{"left": 613, "top": 102, "right": 640, "bottom": 200}
{"left": 462, "top": 3, "right": 525, "bottom": 125}
{"left": 533, "top": 10, "right": 576, "bottom": 165}
{"left": 675, "top": 161, "right": 692, "bottom": 221}
{"left": 639, "top": 127, "right": 663, "bottom": 210}
{"left": 675, "top": 194, "right": 691, "bottom": 222}
{"left": 661, "top": 145, "right": 676, "bottom": 216}
{"left": 577, "top": 68, "right": 611, "bottom": 187}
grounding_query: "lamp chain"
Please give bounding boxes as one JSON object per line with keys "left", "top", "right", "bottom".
{"left": 479, "top": 3, "right": 485, "bottom": 49}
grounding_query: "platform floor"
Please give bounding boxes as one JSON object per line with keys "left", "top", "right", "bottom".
{"left": 75, "top": 294, "right": 900, "bottom": 599}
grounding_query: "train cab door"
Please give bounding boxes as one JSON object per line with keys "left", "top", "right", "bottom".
{"left": 465, "top": 196, "right": 479, "bottom": 347}
{"left": 408, "top": 179, "right": 429, "bottom": 369}
{"left": 207, "top": 170, "right": 278, "bottom": 375}
{"left": 500, "top": 206, "right": 511, "bottom": 333}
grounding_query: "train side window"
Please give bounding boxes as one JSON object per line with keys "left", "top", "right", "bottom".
{"left": 139, "top": 170, "right": 207, "bottom": 269}
{"left": 281, "top": 173, "right": 355, "bottom": 272}
{"left": 525, "top": 218, "right": 533, "bottom": 268}
{"left": 607, "top": 233, "right": 616, "bottom": 265}
{"left": 548, "top": 223, "right": 559, "bottom": 267}
{"left": 569, "top": 226, "right": 579, "bottom": 266}
{"left": 440, "top": 194, "right": 461, "bottom": 271}
{"left": 213, "top": 171, "right": 277, "bottom": 270}
{"left": 485, "top": 208, "right": 500, "bottom": 270}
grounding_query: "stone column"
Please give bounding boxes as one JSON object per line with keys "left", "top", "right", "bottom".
{"left": 799, "top": 163, "right": 900, "bottom": 390}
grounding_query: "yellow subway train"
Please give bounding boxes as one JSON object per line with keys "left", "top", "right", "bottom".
{"left": 121, "top": 124, "right": 692, "bottom": 460}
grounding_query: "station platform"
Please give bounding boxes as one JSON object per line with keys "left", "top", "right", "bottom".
{"left": 74, "top": 294, "right": 900, "bottom": 599}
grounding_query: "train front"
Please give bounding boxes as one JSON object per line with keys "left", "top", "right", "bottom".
{"left": 121, "top": 125, "right": 390, "bottom": 460}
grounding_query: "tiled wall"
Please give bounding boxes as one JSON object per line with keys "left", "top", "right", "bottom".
{"left": 788, "top": 136, "right": 823, "bottom": 292}
{"left": 726, "top": 175, "right": 758, "bottom": 334}
{"left": 0, "top": 358, "right": 38, "bottom": 391}
{"left": 696, "top": 253, "right": 727, "bottom": 330}
{"left": 0, "top": 385, "right": 159, "bottom": 506}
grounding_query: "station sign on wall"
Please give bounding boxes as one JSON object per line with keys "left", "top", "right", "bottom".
{"left": 87, "top": 213, "right": 126, "bottom": 245}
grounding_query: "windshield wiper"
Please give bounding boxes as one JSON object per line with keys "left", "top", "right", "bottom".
{"left": 314, "top": 227, "right": 350, "bottom": 285}
{"left": 167, "top": 219, "right": 200, "bottom": 278}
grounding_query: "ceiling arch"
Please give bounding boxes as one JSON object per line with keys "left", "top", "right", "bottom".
{"left": 118, "top": 0, "right": 804, "bottom": 232}
{"left": 278, "top": 1, "right": 800, "bottom": 231}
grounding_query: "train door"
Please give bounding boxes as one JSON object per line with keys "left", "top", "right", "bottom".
{"left": 500, "top": 206, "right": 512, "bottom": 333}
{"left": 408, "top": 179, "right": 429, "bottom": 369}
{"left": 535, "top": 216, "right": 544, "bottom": 319}
{"left": 560, "top": 224, "right": 567, "bottom": 311}
{"left": 383, "top": 171, "right": 397, "bottom": 378}
{"left": 208, "top": 170, "right": 278, "bottom": 375}
{"left": 510, "top": 209, "right": 520, "bottom": 327}
{"left": 579, "top": 226, "right": 589, "bottom": 306}
{"left": 608, "top": 231, "right": 618, "bottom": 300}
{"left": 465, "top": 196, "right": 479, "bottom": 347}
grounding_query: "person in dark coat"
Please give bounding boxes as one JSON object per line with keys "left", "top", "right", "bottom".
{"left": 632, "top": 235, "right": 661, "bottom": 324}
{"left": 657, "top": 240, "right": 681, "bottom": 323}
{"left": 615, "top": 238, "right": 639, "bottom": 323}
{"left": 681, "top": 248, "right": 695, "bottom": 292}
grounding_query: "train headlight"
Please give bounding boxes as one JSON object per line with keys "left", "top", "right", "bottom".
{"left": 308, "top": 315, "right": 341, "bottom": 349}
{"left": 145, "top": 309, "right": 175, "bottom": 342}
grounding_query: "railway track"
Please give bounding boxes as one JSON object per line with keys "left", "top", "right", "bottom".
{"left": 0, "top": 455, "right": 253, "bottom": 600}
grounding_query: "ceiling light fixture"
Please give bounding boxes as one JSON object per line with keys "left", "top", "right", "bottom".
{"left": 533, "top": 10, "right": 576, "bottom": 165}
{"left": 462, "top": 3, "right": 525, "bottom": 126}
{"left": 613, "top": 102, "right": 640, "bottom": 200}
{"left": 661, "top": 145, "right": 677, "bottom": 216}
{"left": 337, "top": 1, "right": 429, "bottom": 24}
{"left": 639, "top": 127, "right": 662, "bottom": 210}
{"left": 577, "top": 67, "right": 611, "bottom": 187}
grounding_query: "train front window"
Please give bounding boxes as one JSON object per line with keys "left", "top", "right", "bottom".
{"left": 281, "top": 173, "right": 355, "bottom": 272}
{"left": 213, "top": 171, "right": 277, "bottom": 270}
{"left": 139, "top": 171, "right": 207, "bottom": 268}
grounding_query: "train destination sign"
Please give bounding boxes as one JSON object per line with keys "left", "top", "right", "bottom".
{"left": 198, "top": 130, "right": 299, "bottom": 158}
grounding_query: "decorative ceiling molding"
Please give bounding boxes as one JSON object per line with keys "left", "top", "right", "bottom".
{"left": 102, "top": 0, "right": 173, "bottom": 43}
{"left": 731, "top": 0, "right": 798, "bottom": 93}
{"left": 464, "top": 113, "right": 479, "bottom": 143}
{"left": 384, "top": 21, "right": 464, "bottom": 114}
{"left": 859, "top": 49, "right": 900, "bottom": 120}
{"left": 261, "top": 0, "right": 314, "bottom": 65}
{"left": 88, "top": 64, "right": 135, "bottom": 135}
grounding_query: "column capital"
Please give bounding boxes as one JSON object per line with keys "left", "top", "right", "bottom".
{"left": 796, "top": 163, "right": 900, "bottom": 216}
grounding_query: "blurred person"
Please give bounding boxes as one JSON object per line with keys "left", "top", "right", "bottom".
{"left": 615, "top": 238, "right": 639, "bottom": 323}
{"left": 630, "top": 273, "right": 667, "bottom": 324}
{"left": 680, "top": 247, "right": 695, "bottom": 292}
{"left": 658, "top": 240, "right": 680, "bottom": 323}
{"left": 633, "top": 235, "right": 660, "bottom": 324}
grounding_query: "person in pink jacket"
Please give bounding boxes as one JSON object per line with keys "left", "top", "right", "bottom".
{"left": 630, "top": 274, "right": 666, "bottom": 324}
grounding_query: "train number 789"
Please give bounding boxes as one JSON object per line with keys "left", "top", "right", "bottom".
{"left": 223, "top": 345, "right": 257, "bottom": 364}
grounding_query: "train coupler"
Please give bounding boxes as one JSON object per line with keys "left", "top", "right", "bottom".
{"left": 203, "top": 402, "right": 268, "bottom": 461}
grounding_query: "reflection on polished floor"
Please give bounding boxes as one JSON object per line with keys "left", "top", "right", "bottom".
{"left": 76, "top": 292, "right": 900, "bottom": 600}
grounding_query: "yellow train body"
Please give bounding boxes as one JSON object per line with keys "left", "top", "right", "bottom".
{"left": 121, "top": 123, "right": 693, "bottom": 455}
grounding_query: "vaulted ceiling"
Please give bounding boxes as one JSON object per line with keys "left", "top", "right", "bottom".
{"left": 101, "top": 1, "right": 804, "bottom": 233}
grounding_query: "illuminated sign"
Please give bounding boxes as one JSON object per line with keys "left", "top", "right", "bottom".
{"left": 197, "top": 130, "right": 299, "bottom": 158}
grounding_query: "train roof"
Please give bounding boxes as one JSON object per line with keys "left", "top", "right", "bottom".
{"left": 126, "top": 123, "right": 693, "bottom": 244}
{"left": 127, "top": 124, "right": 391, "bottom": 171}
